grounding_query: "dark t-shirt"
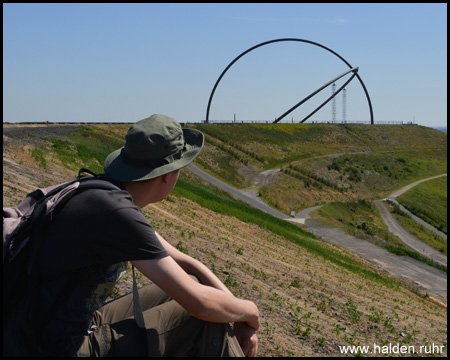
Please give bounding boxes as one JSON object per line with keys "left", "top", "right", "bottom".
{"left": 14, "top": 179, "right": 168, "bottom": 355}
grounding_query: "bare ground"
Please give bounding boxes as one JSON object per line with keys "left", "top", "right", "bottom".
{"left": 3, "top": 124, "right": 447, "bottom": 357}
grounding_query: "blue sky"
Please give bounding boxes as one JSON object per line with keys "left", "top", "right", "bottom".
{"left": 3, "top": 3, "right": 447, "bottom": 127}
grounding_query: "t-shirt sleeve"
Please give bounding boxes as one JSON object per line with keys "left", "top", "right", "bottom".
{"left": 84, "top": 190, "right": 169, "bottom": 264}
{"left": 92, "top": 206, "right": 169, "bottom": 264}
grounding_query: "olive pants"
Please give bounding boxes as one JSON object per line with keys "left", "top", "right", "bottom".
{"left": 76, "top": 280, "right": 244, "bottom": 357}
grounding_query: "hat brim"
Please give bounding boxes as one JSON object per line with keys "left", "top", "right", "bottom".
{"left": 104, "top": 128, "right": 204, "bottom": 182}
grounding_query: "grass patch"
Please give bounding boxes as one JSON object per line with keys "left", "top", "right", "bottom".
{"left": 397, "top": 176, "right": 447, "bottom": 234}
{"left": 386, "top": 246, "right": 447, "bottom": 273}
{"left": 38, "top": 126, "right": 124, "bottom": 174}
{"left": 67, "top": 126, "right": 124, "bottom": 173}
{"left": 318, "top": 200, "right": 399, "bottom": 244}
{"left": 30, "top": 146, "right": 48, "bottom": 169}
{"left": 301, "top": 151, "right": 447, "bottom": 197}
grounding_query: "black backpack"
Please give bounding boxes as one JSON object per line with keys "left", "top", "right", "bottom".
{"left": 3, "top": 169, "right": 122, "bottom": 319}
{"left": 3, "top": 168, "right": 148, "bottom": 355}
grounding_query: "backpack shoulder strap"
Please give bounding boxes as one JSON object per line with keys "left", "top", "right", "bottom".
{"left": 76, "top": 170, "right": 146, "bottom": 330}
{"left": 77, "top": 168, "right": 98, "bottom": 178}
{"left": 77, "top": 168, "right": 121, "bottom": 192}
{"left": 132, "top": 265, "right": 146, "bottom": 329}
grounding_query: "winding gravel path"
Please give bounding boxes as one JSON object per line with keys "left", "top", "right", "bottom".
{"left": 188, "top": 164, "right": 447, "bottom": 298}
{"left": 304, "top": 218, "right": 447, "bottom": 298}
{"left": 374, "top": 200, "right": 447, "bottom": 267}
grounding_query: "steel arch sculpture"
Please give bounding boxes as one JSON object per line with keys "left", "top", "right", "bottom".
{"left": 205, "top": 38, "right": 374, "bottom": 124}
{"left": 280, "top": 66, "right": 359, "bottom": 124}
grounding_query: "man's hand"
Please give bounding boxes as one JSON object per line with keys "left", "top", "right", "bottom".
{"left": 233, "top": 322, "right": 258, "bottom": 357}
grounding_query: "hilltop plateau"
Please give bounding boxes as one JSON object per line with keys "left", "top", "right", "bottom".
{"left": 3, "top": 123, "right": 447, "bottom": 357}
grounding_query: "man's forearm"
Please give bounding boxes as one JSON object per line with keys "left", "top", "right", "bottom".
{"left": 175, "top": 255, "right": 259, "bottom": 329}
{"left": 156, "top": 231, "right": 233, "bottom": 296}
{"left": 182, "top": 256, "right": 234, "bottom": 296}
{"left": 195, "top": 285, "right": 260, "bottom": 330}
{"left": 133, "top": 256, "right": 260, "bottom": 330}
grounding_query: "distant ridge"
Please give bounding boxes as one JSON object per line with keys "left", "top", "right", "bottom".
{"left": 432, "top": 126, "right": 447, "bottom": 133}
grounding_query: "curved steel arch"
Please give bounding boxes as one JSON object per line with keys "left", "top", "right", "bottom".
{"left": 205, "top": 38, "right": 374, "bottom": 124}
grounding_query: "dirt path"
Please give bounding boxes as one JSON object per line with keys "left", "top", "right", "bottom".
{"left": 374, "top": 200, "right": 447, "bottom": 267}
{"left": 188, "top": 164, "right": 287, "bottom": 219}
{"left": 386, "top": 175, "right": 447, "bottom": 241}
{"left": 388, "top": 174, "right": 447, "bottom": 198}
{"left": 388, "top": 199, "right": 447, "bottom": 240}
{"left": 305, "top": 218, "right": 447, "bottom": 298}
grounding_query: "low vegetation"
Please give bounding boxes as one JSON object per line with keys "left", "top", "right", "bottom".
{"left": 32, "top": 125, "right": 126, "bottom": 174}
{"left": 396, "top": 176, "right": 447, "bottom": 235}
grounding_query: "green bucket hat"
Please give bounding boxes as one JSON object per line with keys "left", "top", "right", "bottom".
{"left": 104, "top": 114, "right": 204, "bottom": 182}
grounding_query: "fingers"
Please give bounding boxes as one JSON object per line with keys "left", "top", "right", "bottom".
{"left": 234, "top": 322, "right": 258, "bottom": 357}
{"left": 242, "top": 333, "right": 258, "bottom": 357}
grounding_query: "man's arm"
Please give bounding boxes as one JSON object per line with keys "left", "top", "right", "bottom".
{"left": 150, "top": 231, "right": 258, "bottom": 356}
{"left": 154, "top": 231, "right": 233, "bottom": 294}
{"left": 131, "top": 256, "right": 260, "bottom": 330}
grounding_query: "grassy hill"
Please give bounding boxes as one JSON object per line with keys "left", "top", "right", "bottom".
{"left": 396, "top": 176, "right": 447, "bottom": 235}
{"left": 187, "top": 123, "right": 446, "bottom": 212}
{"left": 3, "top": 123, "right": 447, "bottom": 357}
{"left": 187, "top": 123, "right": 447, "bottom": 272}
